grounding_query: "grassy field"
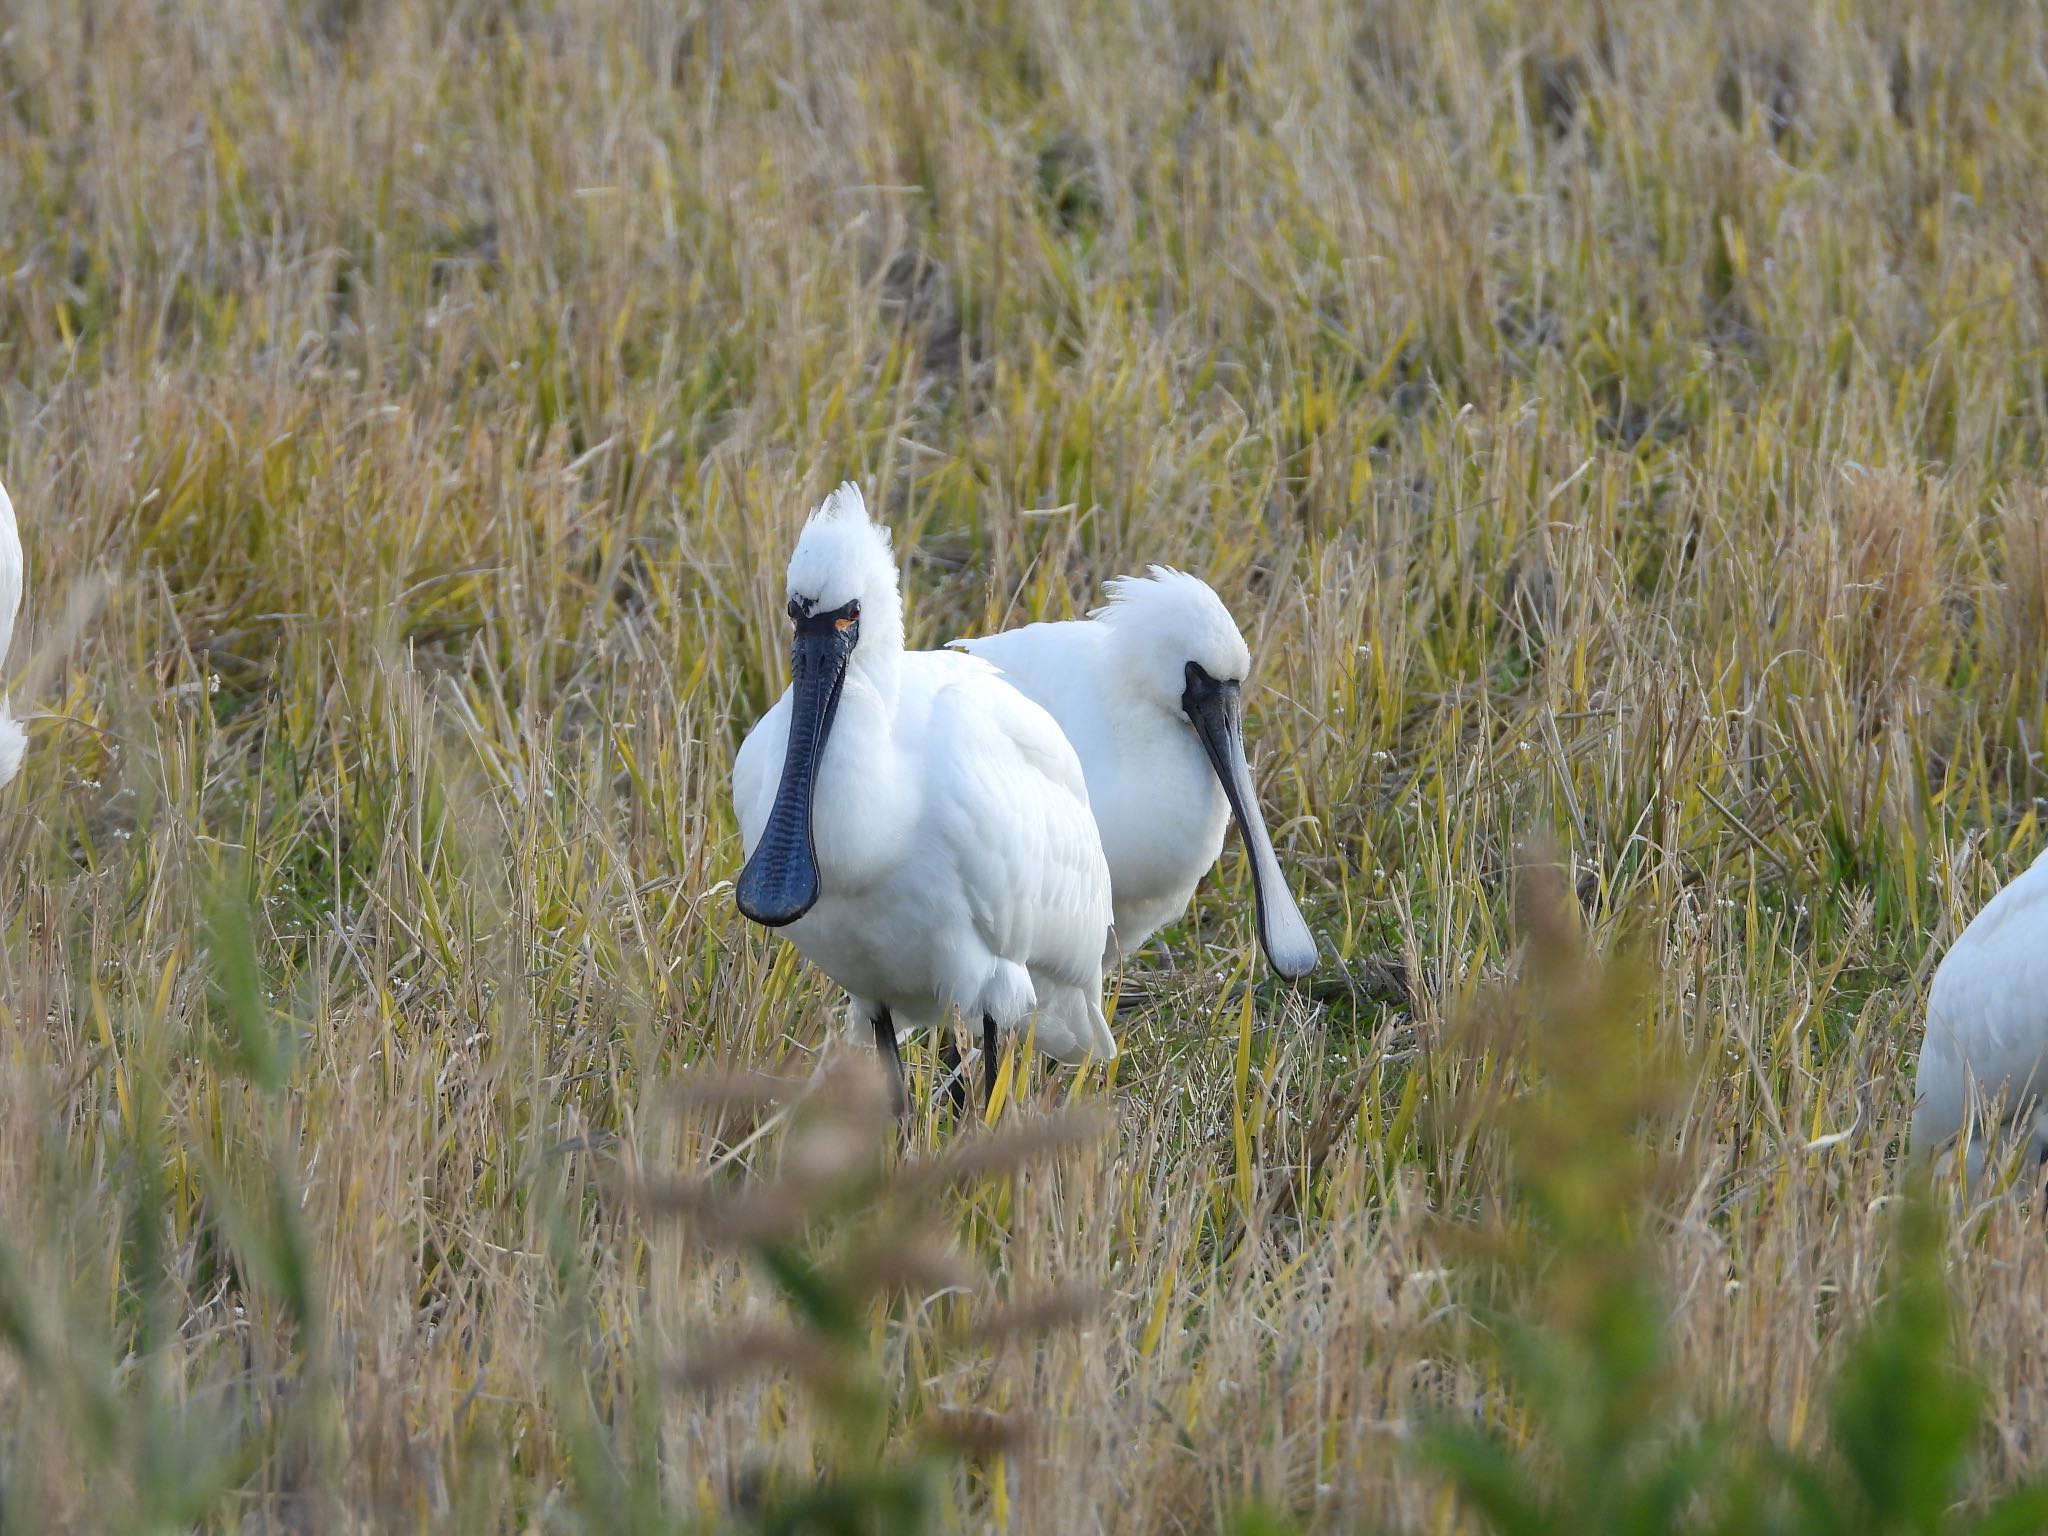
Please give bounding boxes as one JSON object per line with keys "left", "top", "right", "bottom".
{"left": 4, "top": 0, "right": 2048, "bottom": 1529}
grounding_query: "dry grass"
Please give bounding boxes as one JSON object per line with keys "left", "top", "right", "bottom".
{"left": 2, "top": 0, "right": 2048, "bottom": 1529}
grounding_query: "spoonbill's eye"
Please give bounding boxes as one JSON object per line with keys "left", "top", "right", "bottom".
{"left": 836, "top": 601, "right": 861, "bottom": 631}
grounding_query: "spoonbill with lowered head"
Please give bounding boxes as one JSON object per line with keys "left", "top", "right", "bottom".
{"left": 732, "top": 484, "right": 1116, "bottom": 1114}
{"left": 952, "top": 567, "right": 1316, "bottom": 978}
{"left": 1911, "top": 845, "right": 2048, "bottom": 1187}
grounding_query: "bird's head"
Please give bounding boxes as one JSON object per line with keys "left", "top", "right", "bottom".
{"left": 1094, "top": 566, "right": 1316, "bottom": 978}
{"left": 1093, "top": 565, "right": 1252, "bottom": 712}
{"left": 736, "top": 482, "right": 901, "bottom": 930}
{"left": 781, "top": 481, "right": 903, "bottom": 666}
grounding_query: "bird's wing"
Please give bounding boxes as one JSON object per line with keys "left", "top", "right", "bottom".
{"left": 921, "top": 659, "right": 1111, "bottom": 992}
{"left": 1914, "top": 849, "right": 2048, "bottom": 1152}
{"left": 950, "top": 619, "right": 1116, "bottom": 785}
{"left": 950, "top": 620, "right": 1099, "bottom": 717}
{"left": 924, "top": 649, "right": 1087, "bottom": 802}
{"left": 731, "top": 687, "right": 793, "bottom": 857}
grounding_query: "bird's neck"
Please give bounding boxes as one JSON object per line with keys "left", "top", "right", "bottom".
{"left": 851, "top": 626, "right": 904, "bottom": 705}
{"left": 1102, "top": 679, "right": 1194, "bottom": 762}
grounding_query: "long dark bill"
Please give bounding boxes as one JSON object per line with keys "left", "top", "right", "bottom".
{"left": 1182, "top": 662, "right": 1318, "bottom": 978}
{"left": 736, "top": 607, "right": 859, "bottom": 927}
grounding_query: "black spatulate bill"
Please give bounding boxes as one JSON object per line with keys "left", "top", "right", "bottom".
{"left": 1182, "top": 661, "right": 1318, "bottom": 978}
{"left": 736, "top": 601, "right": 861, "bottom": 927}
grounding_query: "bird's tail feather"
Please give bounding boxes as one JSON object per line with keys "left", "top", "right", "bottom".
{"left": 1032, "top": 982, "right": 1117, "bottom": 1064}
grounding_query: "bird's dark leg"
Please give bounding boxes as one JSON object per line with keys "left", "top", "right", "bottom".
{"left": 983, "top": 1014, "right": 1000, "bottom": 1108}
{"left": 938, "top": 1026, "right": 967, "bottom": 1118}
{"left": 871, "top": 1006, "right": 906, "bottom": 1118}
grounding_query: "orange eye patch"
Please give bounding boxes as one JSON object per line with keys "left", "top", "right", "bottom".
{"left": 835, "top": 615, "right": 856, "bottom": 632}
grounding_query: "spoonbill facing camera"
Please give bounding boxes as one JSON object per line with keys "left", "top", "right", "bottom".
{"left": 954, "top": 567, "right": 1316, "bottom": 977}
{"left": 732, "top": 483, "right": 1116, "bottom": 1114}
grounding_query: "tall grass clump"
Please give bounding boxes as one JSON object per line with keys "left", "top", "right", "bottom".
{"left": 1365, "top": 855, "right": 2048, "bottom": 1536}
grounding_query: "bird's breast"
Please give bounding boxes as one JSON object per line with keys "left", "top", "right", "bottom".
{"left": 1092, "top": 729, "right": 1229, "bottom": 905}
{"left": 806, "top": 688, "right": 918, "bottom": 889}
{"left": 779, "top": 890, "right": 940, "bottom": 1014}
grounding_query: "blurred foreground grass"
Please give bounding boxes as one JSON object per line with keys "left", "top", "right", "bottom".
{"left": 4, "top": 0, "right": 2048, "bottom": 1528}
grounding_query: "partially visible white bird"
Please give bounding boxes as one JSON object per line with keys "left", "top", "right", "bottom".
{"left": 0, "top": 480, "right": 25, "bottom": 787}
{"left": 1911, "top": 846, "right": 2048, "bottom": 1186}
{"left": 732, "top": 483, "right": 1115, "bottom": 1113}
{"left": 952, "top": 567, "right": 1316, "bottom": 978}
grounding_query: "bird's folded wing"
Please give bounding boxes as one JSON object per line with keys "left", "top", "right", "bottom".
{"left": 948, "top": 622, "right": 1100, "bottom": 724}
{"left": 926, "top": 672, "right": 1111, "bottom": 989}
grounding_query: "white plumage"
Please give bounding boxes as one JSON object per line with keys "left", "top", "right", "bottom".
{"left": 1910, "top": 846, "right": 2048, "bottom": 1185}
{"left": 0, "top": 480, "right": 25, "bottom": 788}
{"left": 953, "top": 567, "right": 1316, "bottom": 977}
{"left": 732, "top": 485, "right": 1115, "bottom": 1106}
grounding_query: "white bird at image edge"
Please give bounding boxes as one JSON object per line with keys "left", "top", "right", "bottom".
{"left": 0, "top": 481, "right": 26, "bottom": 788}
{"left": 1911, "top": 845, "right": 2048, "bottom": 1186}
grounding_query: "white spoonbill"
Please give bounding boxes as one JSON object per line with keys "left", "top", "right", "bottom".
{"left": 1911, "top": 845, "right": 2048, "bottom": 1186}
{"left": 952, "top": 567, "right": 1316, "bottom": 978}
{"left": 732, "top": 483, "right": 1115, "bottom": 1113}
{"left": 0, "top": 480, "right": 25, "bottom": 787}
